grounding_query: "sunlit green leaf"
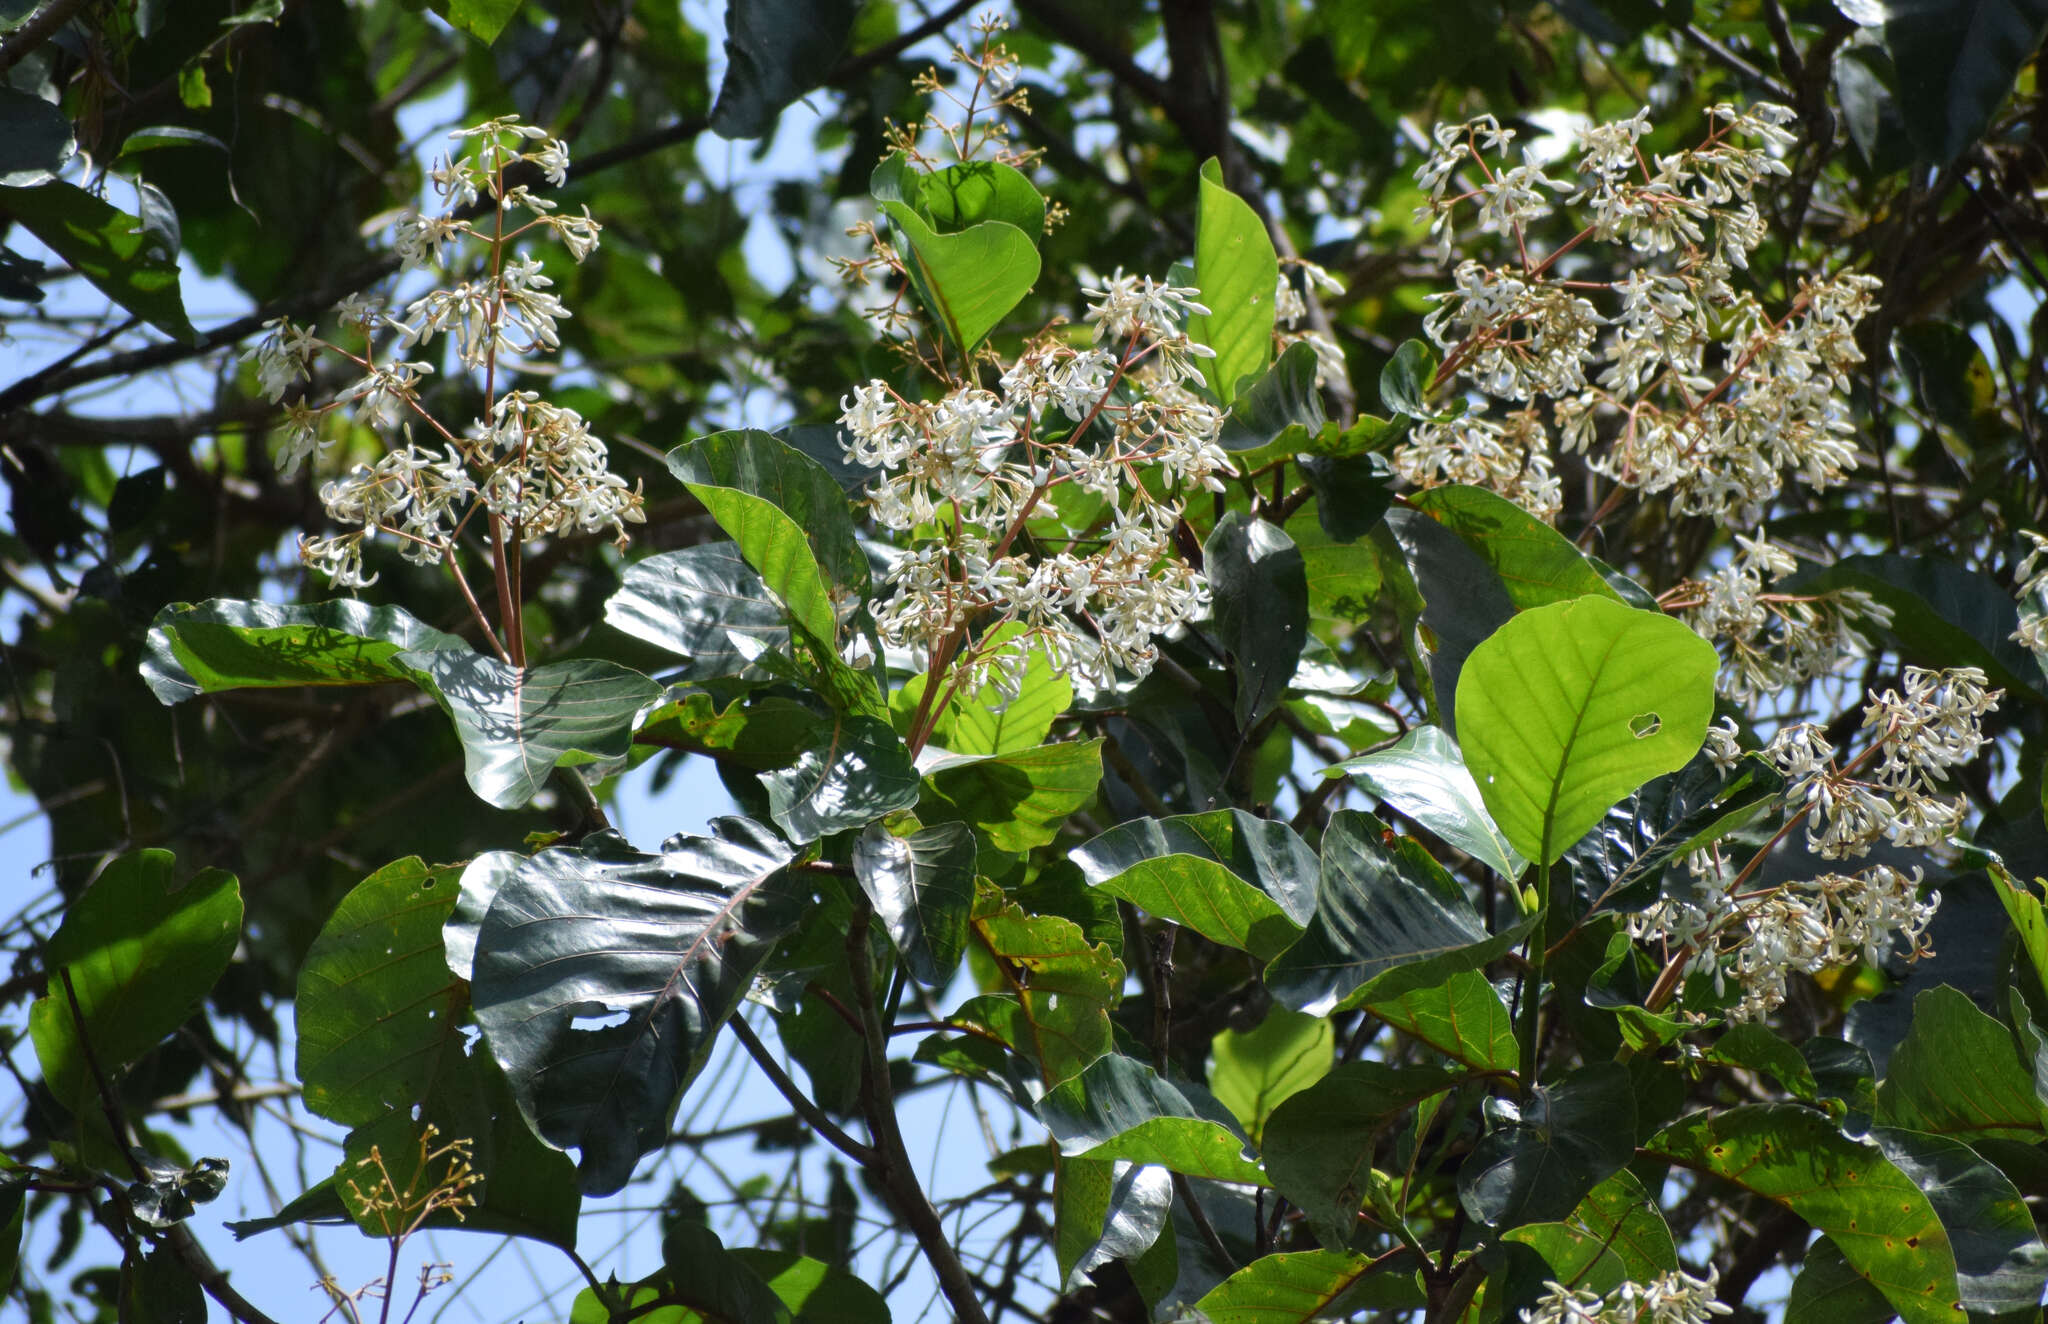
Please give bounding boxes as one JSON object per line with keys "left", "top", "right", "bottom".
{"left": 1323, "top": 725, "right": 1527, "bottom": 880}
{"left": 0, "top": 180, "right": 197, "bottom": 342}
{"left": 1187, "top": 157, "right": 1278, "bottom": 403}
{"left": 852, "top": 820, "right": 975, "bottom": 987}
{"left": 1039, "top": 1054, "right": 1266, "bottom": 1185}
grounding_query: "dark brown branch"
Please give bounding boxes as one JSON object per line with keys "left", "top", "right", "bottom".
{"left": 0, "top": 0, "right": 90, "bottom": 75}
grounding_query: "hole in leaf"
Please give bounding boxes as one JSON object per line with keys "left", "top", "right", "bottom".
{"left": 1628, "top": 712, "right": 1661, "bottom": 738}
{"left": 571, "top": 1007, "right": 631, "bottom": 1033}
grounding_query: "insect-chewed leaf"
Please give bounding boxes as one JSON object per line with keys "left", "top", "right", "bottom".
{"left": 470, "top": 820, "right": 803, "bottom": 1195}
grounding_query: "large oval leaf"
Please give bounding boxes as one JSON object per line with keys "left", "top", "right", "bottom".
{"left": 1073, "top": 808, "right": 1318, "bottom": 927}
{"left": 1457, "top": 595, "right": 1717, "bottom": 866}
{"left": 141, "top": 597, "right": 468, "bottom": 704}
{"left": 1458, "top": 1062, "right": 1635, "bottom": 1230}
{"left": 852, "top": 819, "right": 976, "bottom": 987}
{"left": 1502, "top": 1170, "right": 1677, "bottom": 1294}
{"left": 29, "top": 851, "right": 242, "bottom": 1108}
{"left": 760, "top": 712, "right": 921, "bottom": 844}
{"left": 605, "top": 543, "right": 791, "bottom": 680}
{"left": 470, "top": 820, "right": 803, "bottom": 1195}
{"left": 1191, "top": 1249, "right": 1426, "bottom": 1323}
{"left": 1038, "top": 1054, "right": 1265, "bottom": 1186}
{"left": 1205, "top": 512, "right": 1309, "bottom": 726}
{"left": 1646, "top": 1104, "right": 1962, "bottom": 1324}
{"left": 1875, "top": 984, "right": 2048, "bottom": 1141}
{"left": 1411, "top": 484, "right": 1621, "bottom": 610}
{"left": 295, "top": 857, "right": 463, "bottom": 1128}
{"left": 1187, "top": 157, "right": 1277, "bottom": 404}
{"left": 1263, "top": 1061, "right": 1473, "bottom": 1240}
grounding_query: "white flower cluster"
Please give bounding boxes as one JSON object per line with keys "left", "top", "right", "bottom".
{"left": 249, "top": 117, "right": 640, "bottom": 589}
{"left": 1402, "top": 105, "right": 1879, "bottom": 529}
{"left": 2009, "top": 530, "right": 2048, "bottom": 657}
{"left": 842, "top": 271, "right": 1225, "bottom": 692}
{"left": 1274, "top": 258, "right": 1347, "bottom": 388}
{"left": 1521, "top": 1268, "right": 1731, "bottom": 1324}
{"left": 1629, "top": 667, "right": 1998, "bottom": 1021}
{"left": 1670, "top": 531, "right": 1889, "bottom": 702}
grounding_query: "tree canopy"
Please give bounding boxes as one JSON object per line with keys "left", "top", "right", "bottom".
{"left": 3, "top": 0, "right": 2048, "bottom": 1322}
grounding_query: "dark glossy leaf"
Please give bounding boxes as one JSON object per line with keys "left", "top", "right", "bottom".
{"left": 668, "top": 430, "right": 867, "bottom": 648}
{"left": 1646, "top": 1105, "right": 1961, "bottom": 1324}
{"left": 1786, "top": 1236, "right": 1896, "bottom": 1324}
{"left": 1381, "top": 339, "right": 1452, "bottom": 421}
{"left": 1873, "top": 1126, "right": 2048, "bottom": 1316}
{"left": 1055, "top": 1157, "right": 1172, "bottom": 1286}
{"left": 0, "top": 180, "right": 196, "bottom": 341}
{"left": 1187, "top": 157, "right": 1278, "bottom": 403}
{"left": 1207, "top": 1007, "right": 1332, "bottom": 1146}
{"left": 1264, "top": 1061, "right": 1472, "bottom": 1238}
{"left": 295, "top": 857, "right": 463, "bottom": 1128}
{"left": 1073, "top": 808, "right": 1318, "bottom": 926}
{"left": 1886, "top": 0, "right": 2048, "bottom": 163}
{"left": 571, "top": 1222, "right": 792, "bottom": 1324}
{"left": 1038, "top": 1054, "right": 1266, "bottom": 1185}
{"left": 141, "top": 598, "right": 468, "bottom": 704}
{"left": 397, "top": 651, "right": 663, "bottom": 810}
{"left": 1875, "top": 984, "right": 2048, "bottom": 1141}
{"left": 606, "top": 543, "right": 791, "bottom": 680}
{"left": 709, "top": 0, "right": 860, "bottom": 139}
{"left": 0, "top": 1173, "right": 20, "bottom": 1295}
{"left": 0, "top": 87, "right": 75, "bottom": 187}
{"left": 1301, "top": 452, "right": 1396, "bottom": 543}
{"left": 1459, "top": 1063, "right": 1635, "bottom": 1229}
{"left": 1411, "top": 484, "right": 1621, "bottom": 609}
{"left": 963, "top": 882, "right": 1122, "bottom": 1087}
{"left": 1217, "top": 341, "right": 1327, "bottom": 455}
{"left": 126, "top": 1154, "right": 228, "bottom": 1228}
{"left": 1502, "top": 1171, "right": 1678, "bottom": 1294}
{"left": 1266, "top": 812, "right": 1536, "bottom": 1016}
{"left": 1458, "top": 595, "right": 1719, "bottom": 866}
{"left": 1791, "top": 554, "right": 2047, "bottom": 704}
{"left": 1705, "top": 1023, "right": 1820, "bottom": 1102}
{"left": 1192, "top": 1249, "right": 1427, "bottom": 1323}
{"left": 922, "top": 739, "right": 1104, "bottom": 853}
{"left": 1205, "top": 512, "right": 1309, "bottom": 726}
{"left": 1381, "top": 508, "right": 1516, "bottom": 736}
{"left": 852, "top": 820, "right": 975, "bottom": 986}
{"left": 470, "top": 820, "right": 803, "bottom": 1195}
{"left": 28, "top": 851, "right": 241, "bottom": 1107}
{"left": 123, "top": 1245, "right": 203, "bottom": 1323}
{"left": 760, "top": 712, "right": 920, "bottom": 843}
{"left": 1324, "top": 725, "right": 1527, "bottom": 879}
{"left": 1362, "top": 970, "right": 1519, "bottom": 1072}
{"left": 1563, "top": 751, "right": 1783, "bottom": 916}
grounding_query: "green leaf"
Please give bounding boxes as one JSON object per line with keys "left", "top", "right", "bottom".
{"left": 729, "top": 1249, "right": 892, "bottom": 1324}
{"left": 606, "top": 544, "right": 792, "bottom": 680}
{"left": 1207, "top": 1007, "right": 1333, "bottom": 1146}
{"left": 852, "top": 820, "right": 976, "bottom": 987}
{"left": 668, "top": 430, "right": 867, "bottom": 648}
{"left": 1645, "top": 1104, "right": 1961, "bottom": 1324}
{"left": 1410, "top": 484, "right": 1622, "bottom": 609}
{"left": 1192, "top": 1249, "right": 1427, "bottom": 1323}
{"left": 872, "top": 156, "right": 1041, "bottom": 355}
{"left": 572, "top": 1222, "right": 792, "bottom": 1324}
{"left": 1038, "top": 1054, "right": 1266, "bottom": 1186}
{"left": 0, "top": 1172, "right": 21, "bottom": 1295}
{"left": 1381, "top": 509, "right": 1516, "bottom": 735}
{"left": 761, "top": 712, "right": 921, "bottom": 843}
{"left": 1790, "top": 554, "right": 2048, "bottom": 704}
{"left": 1054, "top": 1157, "right": 1172, "bottom": 1287}
{"left": 470, "top": 821, "right": 804, "bottom": 1195}
{"left": 965, "top": 883, "right": 1122, "bottom": 1087}
{"left": 1263, "top": 1061, "right": 1472, "bottom": 1238}
{"left": 294, "top": 857, "right": 463, "bottom": 1128}
{"left": 1217, "top": 341, "right": 1328, "bottom": 456}
{"left": 922, "top": 739, "right": 1104, "bottom": 853}
{"left": 0, "top": 180, "right": 197, "bottom": 342}
{"left": 1992, "top": 864, "right": 2048, "bottom": 998}
{"left": 1381, "top": 340, "right": 1452, "bottom": 421}
{"left": 1080, "top": 856, "right": 1301, "bottom": 961}
{"left": 636, "top": 692, "right": 827, "bottom": 772}
{"left": 29, "top": 851, "right": 241, "bottom": 1107}
{"left": 1885, "top": 0, "right": 2048, "bottom": 163}
{"left": 1457, "top": 595, "right": 1719, "bottom": 866}
{"left": 1205, "top": 512, "right": 1309, "bottom": 726}
{"left": 708, "top": 0, "right": 860, "bottom": 138}
{"left": 1503, "top": 1171, "right": 1678, "bottom": 1294}
{"left": 914, "top": 159, "right": 1046, "bottom": 237}
{"left": 422, "top": 0, "right": 520, "bottom": 42}
{"left": 123, "top": 1245, "right": 204, "bottom": 1323}
{"left": 0, "top": 87, "right": 75, "bottom": 187}
{"left": 1187, "top": 157, "right": 1278, "bottom": 403}
{"left": 1873, "top": 1126, "right": 2048, "bottom": 1316}
{"left": 1705, "top": 1023, "right": 1821, "bottom": 1103}
{"left": 1563, "top": 751, "right": 1784, "bottom": 917}
{"left": 894, "top": 622, "right": 1071, "bottom": 755}
{"left": 1786, "top": 1237, "right": 1896, "bottom": 1324}
{"left": 125, "top": 1153, "right": 228, "bottom": 1229}
{"left": 1875, "top": 984, "right": 2048, "bottom": 1141}
{"left": 1301, "top": 452, "right": 1397, "bottom": 544}
{"left": 1361, "top": 970, "right": 1519, "bottom": 1072}
{"left": 1072, "top": 808, "right": 1318, "bottom": 927}
{"left": 1458, "top": 1063, "right": 1635, "bottom": 1229}
{"left": 141, "top": 598, "right": 468, "bottom": 704}
{"left": 1323, "top": 725, "right": 1527, "bottom": 880}
{"left": 1265, "top": 812, "right": 1537, "bottom": 1016}
{"left": 396, "top": 651, "right": 663, "bottom": 810}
